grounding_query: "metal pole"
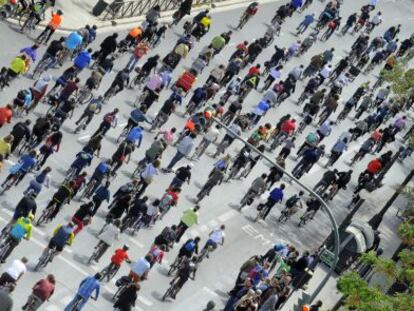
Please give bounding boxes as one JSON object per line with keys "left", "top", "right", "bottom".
{"left": 212, "top": 117, "right": 340, "bottom": 305}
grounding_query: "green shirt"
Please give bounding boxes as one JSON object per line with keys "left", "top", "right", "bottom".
{"left": 211, "top": 36, "right": 225, "bottom": 51}
{"left": 180, "top": 209, "right": 199, "bottom": 227}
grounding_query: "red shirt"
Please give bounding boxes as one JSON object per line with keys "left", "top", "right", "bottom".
{"left": 0, "top": 107, "right": 13, "bottom": 125}
{"left": 248, "top": 66, "right": 260, "bottom": 77}
{"left": 281, "top": 120, "right": 296, "bottom": 135}
{"left": 236, "top": 43, "right": 248, "bottom": 54}
{"left": 367, "top": 159, "right": 382, "bottom": 174}
{"left": 32, "top": 279, "right": 55, "bottom": 301}
{"left": 111, "top": 249, "right": 130, "bottom": 266}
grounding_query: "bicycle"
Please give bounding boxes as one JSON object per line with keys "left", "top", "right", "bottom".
{"left": 32, "top": 57, "right": 54, "bottom": 80}
{"left": 236, "top": 12, "right": 250, "bottom": 30}
{"left": 36, "top": 204, "right": 58, "bottom": 226}
{"left": 278, "top": 207, "right": 292, "bottom": 223}
{"left": 66, "top": 295, "right": 86, "bottom": 311}
{"left": 87, "top": 242, "right": 107, "bottom": 264}
{"left": 162, "top": 277, "right": 180, "bottom": 301}
{"left": 297, "top": 91, "right": 310, "bottom": 106}
{"left": 129, "top": 68, "right": 148, "bottom": 89}
{"left": 34, "top": 247, "right": 58, "bottom": 271}
{"left": 298, "top": 209, "right": 317, "bottom": 227}
{"left": 113, "top": 276, "right": 133, "bottom": 301}
{"left": 239, "top": 190, "right": 258, "bottom": 210}
{"left": 254, "top": 203, "right": 268, "bottom": 222}
{"left": 74, "top": 117, "right": 89, "bottom": 134}
{"left": 79, "top": 179, "right": 97, "bottom": 200}
{"left": 168, "top": 255, "right": 187, "bottom": 276}
{"left": 0, "top": 237, "right": 13, "bottom": 262}
{"left": 19, "top": 12, "right": 37, "bottom": 33}
{"left": 22, "top": 294, "right": 43, "bottom": 311}
{"left": 99, "top": 263, "right": 120, "bottom": 282}
{"left": 0, "top": 171, "right": 24, "bottom": 195}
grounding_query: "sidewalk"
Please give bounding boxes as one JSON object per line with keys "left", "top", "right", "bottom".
{"left": 52, "top": 0, "right": 266, "bottom": 31}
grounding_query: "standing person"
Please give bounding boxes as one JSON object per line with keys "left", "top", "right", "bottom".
{"left": 125, "top": 41, "right": 150, "bottom": 72}
{"left": 175, "top": 206, "right": 200, "bottom": 242}
{"left": 36, "top": 10, "right": 63, "bottom": 44}
{"left": 164, "top": 133, "right": 196, "bottom": 172}
{"left": 22, "top": 274, "right": 56, "bottom": 310}
{"left": 64, "top": 273, "right": 101, "bottom": 311}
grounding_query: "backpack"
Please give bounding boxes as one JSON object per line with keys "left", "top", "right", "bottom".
{"left": 104, "top": 113, "right": 114, "bottom": 124}
{"left": 160, "top": 193, "right": 174, "bottom": 209}
{"left": 286, "top": 195, "right": 299, "bottom": 208}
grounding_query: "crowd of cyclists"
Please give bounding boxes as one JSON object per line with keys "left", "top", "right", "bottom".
{"left": 0, "top": 0, "right": 412, "bottom": 309}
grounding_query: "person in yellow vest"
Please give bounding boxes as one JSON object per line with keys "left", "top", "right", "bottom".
{"left": 36, "top": 9, "right": 63, "bottom": 44}
{"left": 7, "top": 55, "right": 27, "bottom": 80}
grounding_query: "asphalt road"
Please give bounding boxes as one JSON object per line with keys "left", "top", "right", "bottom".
{"left": 0, "top": 0, "right": 413, "bottom": 310}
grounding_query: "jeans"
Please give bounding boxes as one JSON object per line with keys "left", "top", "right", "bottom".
{"left": 170, "top": 177, "right": 185, "bottom": 189}
{"left": 167, "top": 151, "right": 185, "bottom": 170}
{"left": 64, "top": 294, "right": 87, "bottom": 311}
{"left": 125, "top": 55, "right": 139, "bottom": 71}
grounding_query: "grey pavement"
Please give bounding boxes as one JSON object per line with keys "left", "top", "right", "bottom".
{"left": 0, "top": 0, "right": 413, "bottom": 310}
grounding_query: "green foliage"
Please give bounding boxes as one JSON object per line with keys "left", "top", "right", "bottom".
{"left": 381, "top": 60, "right": 414, "bottom": 98}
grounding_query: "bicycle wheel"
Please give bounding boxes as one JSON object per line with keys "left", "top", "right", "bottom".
{"left": 36, "top": 208, "right": 52, "bottom": 226}
{"left": 0, "top": 242, "right": 11, "bottom": 262}
{"left": 162, "top": 286, "right": 173, "bottom": 301}
{"left": 34, "top": 251, "right": 49, "bottom": 271}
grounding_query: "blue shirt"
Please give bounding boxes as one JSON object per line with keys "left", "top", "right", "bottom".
{"left": 130, "top": 108, "right": 151, "bottom": 124}
{"left": 78, "top": 276, "right": 100, "bottom": 300}
{"left": 303, "top": 14, "right": 315, "bottom": 26}
{"left": 127, "top": 127, "right": 143, "bottom": 147}
{"left": 269, "top": 188, "right": 284, "bottom": 202}
{"left": 168, "top": 92, "right": 183, "bottom": 106}
{"left": 94, "top": 185, "right": 110, "bottom": 202}
{"left": 74, "top": 50, "right": 92, "bottom": 69}
{"left": 66, "top": 32, "right": 83, "bottom": 50}
{"left": 20, "top": 154, "right": 36, "bottom": 172}
{"left": 96, "top": 162, "right": 110, "bottom": 175}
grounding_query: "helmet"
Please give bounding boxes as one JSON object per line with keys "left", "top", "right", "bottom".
{"left": 204, "top": 110, "right": 212, "bottom": 119}
{"left": 27, "top": 213, "right": 35, "bottom": 221}
{"left": 123, "top": 244, "right": 129, "bottom": 251}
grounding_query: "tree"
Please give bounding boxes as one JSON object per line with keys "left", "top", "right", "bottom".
{"left": 336, "top": 220, "right": 414, "bottom": 311}
{"left": 380, "top": 57, "right": 414, "bottom": 100}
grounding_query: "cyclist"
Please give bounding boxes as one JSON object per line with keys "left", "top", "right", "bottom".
{"left": 91, "top": 108, "right": 119, "bottom": 138}
{"left": 241, "top": 173, "right": 267, "bottom": 204}
{"left": 313, "top": 169, "right": 337, "bottom": 194}
{"left": 110, "top": 141, "right": 135, "bottom": 176}
{"left": 175, "top": 206, "right": 200, "bottom": 242}
{"left": 2, "top": 149, "right": 37, "bottom": 187}
{"left": 148, "top": 244, "right": 167, "bottom": 268}
{"left": 71, "top": 202, "right": 94, "bottom": 235}
{"left": 300, "top": 196, "right": 323, "bottom": 221}
{"left": 24, "top": 166, "right": 51, "bottom": 196}
{"left": 102, "top": 245, "right": 131, "bottom": 281}
{"left": 68, "top": 150, "right": 93, "bottom": 178}
{"left": 197, "top": 167, "right": 225, "bottom": 200}
{"left": 258, "top": 184, "right": 285, "bottom": 220}
{"left": 178, "top": 237, "right": 201, "bottom": 259}
{"left": 93, "top": 219, "right": 120, "bottom": 263}
{"left": 1, "top": 214, "right": 33, "bottom": 263}
{"left": 126, "top": 125, "right": 143, "bottom": 148}
{"left": 36, "top": 9, "right": 63, "bottom": 44}
{"left": 169, "top": 256, "right": 198, "bottom": 299}
{"left": 75, "top": 96, "right": 103, "bottom": 131}
{"left": 22, "top": 274, "right": 56, "bottom": 310}
{"left": 104, "top": 69, "right": 130, "bottom": 97}
{"left": 12, "top": 192, "right": 37, "bottom": 223}
{"left": 169, "top": 165, "right": 192, "bottom": 189}
{"left": 44, "top": 181, "right": 75, "bottom": 220}
{"left": 0, "top": 256, "right": 28, "bottom": 291}
{"left": 9, "top": 119, "right": 31, "bottom": 153}
{"left": 129, "top": 254, "right": 153, "bottom": 283}
{"left": 64, "top": 273, "right": 101, "bottom": 311}
{"left": 202, "top": 225, "right": 225, "bottom": 256}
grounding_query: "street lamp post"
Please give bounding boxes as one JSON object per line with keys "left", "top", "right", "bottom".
{"left": 211, "top": 117, "right": 340, "bottom": 306}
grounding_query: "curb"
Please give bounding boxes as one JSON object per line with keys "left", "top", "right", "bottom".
{"left": 5, "top": 0, "right": 282, "bottom": 33}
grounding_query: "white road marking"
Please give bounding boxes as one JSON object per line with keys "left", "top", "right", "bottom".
{"left": 217, "top": 210, "right": 237, "bottom": 222}
{"left": 138, "top": 295, "right": 153, "bottom": 306}
{"left": 5, "top": 160, "right": 15, "bottom": 165}
{"left": 128, "top": 237, "right": 144, "bottom": 248}
{"left": 104, "top": 285, "right": 115, "bottom": 294}
{"left": 208, "top": 219, "right": 218, "bottom": 227}
{"left": 45, "top": 305, "right": 60, "bottom": 311}
{"left": 61, "top": 295, "right": 73, "bottom": 305}
{"left": 199, "top": 224, "right": 209, "bottom": 232}
{"left": 77, "top": 135, "right": 91, "bottom": 143}
{"left": 202, "top": 286, "right": 219, "bottom": 297}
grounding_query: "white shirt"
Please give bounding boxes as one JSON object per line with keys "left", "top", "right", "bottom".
{"left": 209, "top": 229, "right": 225, "bottom": 244}
{"left": 205, "top": 127, "right": 220, "bottom": 142}
{"left": 131, "top": 257, "right": 150, "bottom": 276}
{"left": 5, "top": 259, "right": 26, "bottom": 280}
{"left": 371, "top": 14, "right": 382, "bottom": 25}
{"left": 98, "top": 223, "right": 120, "bottom": 245}
{"left": 320, "top": 65, "right": 332, "bottom": 79}
{"left": 339, "top": 131, "right": 352, "bottom": 142}
{"left": 270, "top": 68, "right": 282, "bottom": 79}
{"left": 146, "top": 204, "right": 158, "bottom": 216}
